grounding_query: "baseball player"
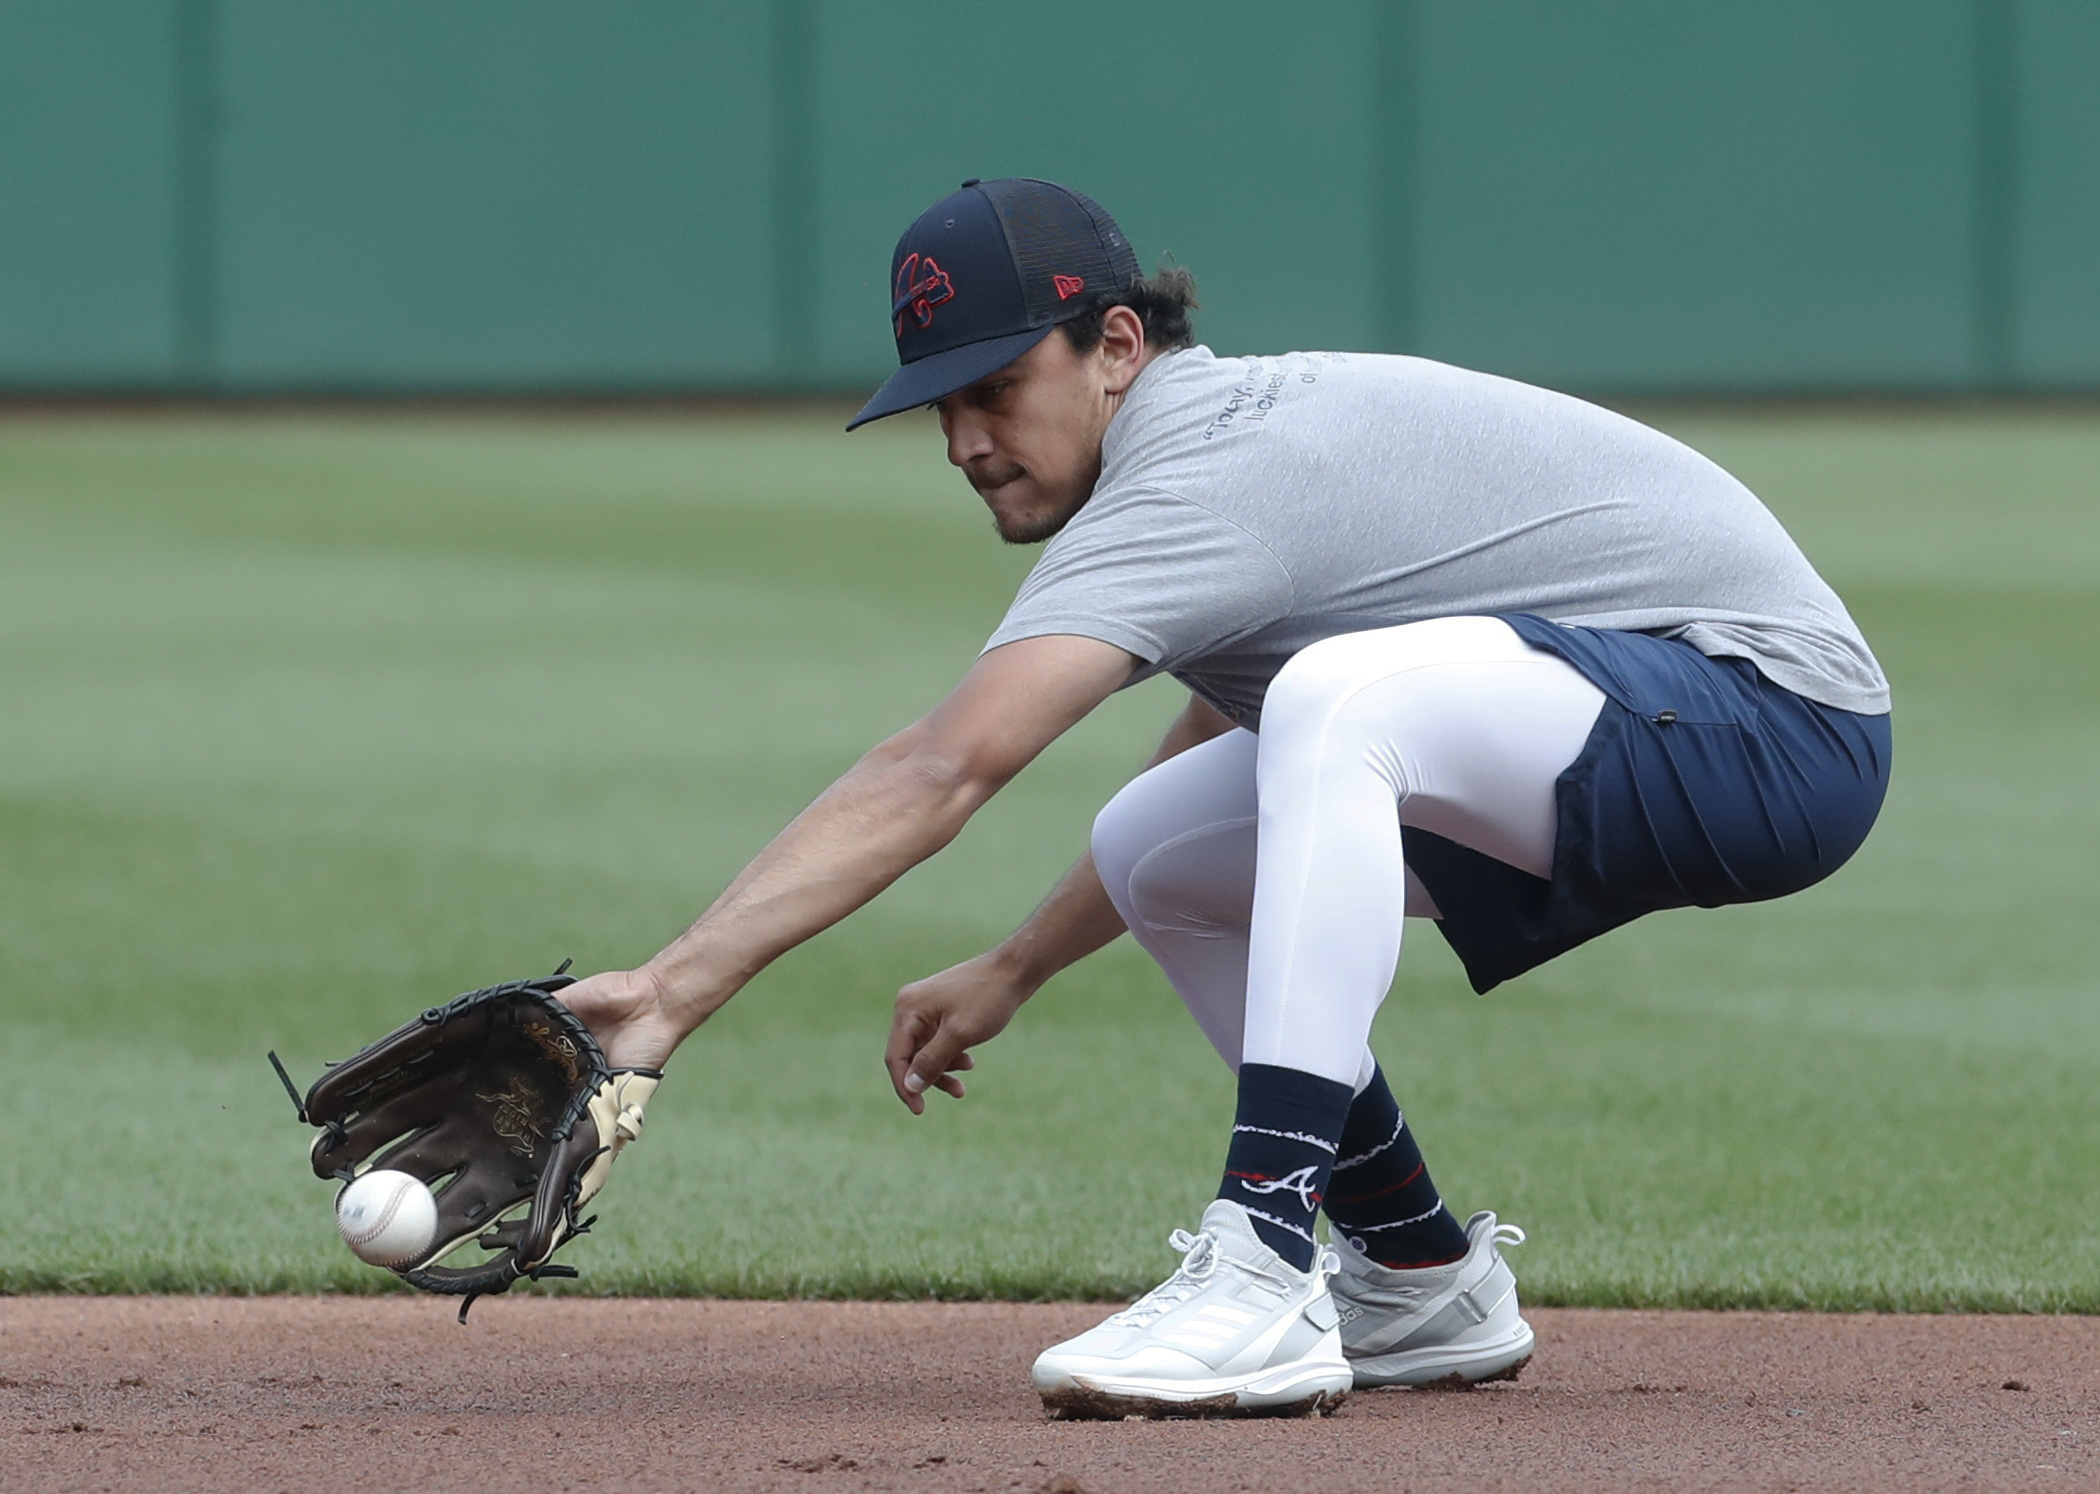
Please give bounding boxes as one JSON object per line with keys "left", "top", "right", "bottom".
{"left": 563, "top": 178, "right": 1890, "bottom": 1416}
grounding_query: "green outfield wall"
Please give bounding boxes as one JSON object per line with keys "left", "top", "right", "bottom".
{"left": 3, "top": 1, "right": 2096, "bottom": 394}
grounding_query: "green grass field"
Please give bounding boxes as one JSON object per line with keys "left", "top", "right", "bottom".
{"left": 1, "top": 404, "right": 2095, "bottom": 1308}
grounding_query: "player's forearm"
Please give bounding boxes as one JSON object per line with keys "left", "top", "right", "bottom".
{"left": 643, "top": 729, "right": 990, "bottom": 1030}
{"left": 618, "top": 639, "right": 1139, "bottom": 1054}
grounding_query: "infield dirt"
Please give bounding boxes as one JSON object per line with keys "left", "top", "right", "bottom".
{"left": 3, "top": 1298, "right": 2095, "bottom": 1491}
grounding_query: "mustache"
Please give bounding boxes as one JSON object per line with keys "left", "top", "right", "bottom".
{"left": 967, "top": 461, "right": 1027, "bottom": 495}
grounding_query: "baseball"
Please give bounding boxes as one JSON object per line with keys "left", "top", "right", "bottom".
{"left": 335, "top": 1169, "right": 439, "bottom": 1268}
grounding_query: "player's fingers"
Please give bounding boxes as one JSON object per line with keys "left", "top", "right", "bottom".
{"left": 929, "top": 1048, "right": 976, "bottom": 1096}
{"left": 883, "top": 1010, "right": 922, "bottom": 1075}
{"left": 926, "top": 1046, "right": 971, "bottom": 1098}
{"left": 885, "top": 1009, "right": 935, "bottom": 1113}
{"left": 884, "top": 1034, "right": 918, "bottom": 1101}
{"left": 905, "top": 1023, "right": 972, "bottom": 1102}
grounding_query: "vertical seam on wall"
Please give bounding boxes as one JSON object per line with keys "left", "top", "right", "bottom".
{"left": 1372, "top": 0, "right": 1420, "bottom": 354}
{"left": 771, "top": 0, "right": 817, "bottom": 384}
{"left": 1971, "top": 0, "right": 2018, "bottom": 389}
{"left": 171, "top": 0, "right": 218, "bottom": 387}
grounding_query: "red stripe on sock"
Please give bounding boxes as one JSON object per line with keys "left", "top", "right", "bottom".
{"left": 1325, "top": 1163, "right": 1426, "bottom": 1207}
{"left": 1377, "top": 1248, "right": 1467, "bottom": 1269}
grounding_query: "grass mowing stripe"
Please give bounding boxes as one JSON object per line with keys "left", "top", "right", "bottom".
{"left": 0, "top": 408, "right": 2093, "bottom": 1306}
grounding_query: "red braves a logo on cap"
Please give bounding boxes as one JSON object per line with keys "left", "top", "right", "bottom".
{"left": 893, "top": 253, "right": 955, "bottom": 335}
{"left": 1053, "top": 274, "right": 1085, "bottom": 300}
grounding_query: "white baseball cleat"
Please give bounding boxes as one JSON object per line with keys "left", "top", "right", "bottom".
{"left": 1330, "top": 1211, "right": 1534, "bottom": 1388}
{"left": 1031, "top": 1200, "right": 1353, "bottom": 1419}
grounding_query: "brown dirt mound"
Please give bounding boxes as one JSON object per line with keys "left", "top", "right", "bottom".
{"left": 2, "top": 1297, "right": 2095, "bottom": 1491}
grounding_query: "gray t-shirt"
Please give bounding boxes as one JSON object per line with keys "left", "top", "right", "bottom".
{"left": 984, "top": 347, "right": 1888, "bottom": 724}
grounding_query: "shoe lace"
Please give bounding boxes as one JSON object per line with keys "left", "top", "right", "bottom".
{"left": 1107, "top": 1228, "right": 1221, "bottom": 1329}
{"left": 1491, "top": 1222, "right": 1526, "bottom": 1251}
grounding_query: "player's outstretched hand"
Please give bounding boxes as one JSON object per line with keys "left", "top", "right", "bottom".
{"left": 559, "top": 966, "right": 684, "bottom": 1071}
{"left": 886, "top": 952, "right": 1032, "bottom": 1114}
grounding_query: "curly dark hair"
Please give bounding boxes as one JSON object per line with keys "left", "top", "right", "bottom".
{"left": 1059, "top": 266, "right": 1199, "bottom": 355}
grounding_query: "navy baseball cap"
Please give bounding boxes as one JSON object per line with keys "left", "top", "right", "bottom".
{"left": 846, "top": 178, "right": 1141, "bottom": 430}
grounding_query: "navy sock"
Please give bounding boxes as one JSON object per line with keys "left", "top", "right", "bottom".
{"left": 1217, "top": 1063, "right": 1355, "bottom": 1271}
{"left": 1323, "top": 1065, "right": 1471, "bottom": 1268}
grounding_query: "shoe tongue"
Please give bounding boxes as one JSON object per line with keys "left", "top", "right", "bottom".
{"left": 1197, "top": 1198, "right": 1284, "bottom": 1271}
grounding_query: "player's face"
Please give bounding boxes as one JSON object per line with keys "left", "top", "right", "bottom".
{"left": 935, "top": 313, "right": 1147, "bottom": 545}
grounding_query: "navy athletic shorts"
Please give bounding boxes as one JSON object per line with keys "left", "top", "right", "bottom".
{"left": 1401, "top": 613, "right": 1893, "bottom": 994}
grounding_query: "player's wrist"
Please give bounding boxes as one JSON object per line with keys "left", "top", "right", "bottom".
{"left": 983, "top": 938, "right": 1054, "bottom": 998}
{"left": 634, "top": 953, "right": 732, "bottom": 1035}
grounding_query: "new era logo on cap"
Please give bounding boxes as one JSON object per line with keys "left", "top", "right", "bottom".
{"left": 847, "top": 178, "right": 1142, "bottom": 430}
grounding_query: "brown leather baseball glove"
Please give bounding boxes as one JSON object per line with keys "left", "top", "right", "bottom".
{"left": 272, "top": 965, "right": 660, "bottom": 1319}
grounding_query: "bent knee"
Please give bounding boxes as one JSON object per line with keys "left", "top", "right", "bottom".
{"left": 1126, "top": 823, "right": 1257, "bottom": 931}
{"left": 1091, "top": 782, "right": 1153, "bottom": 897}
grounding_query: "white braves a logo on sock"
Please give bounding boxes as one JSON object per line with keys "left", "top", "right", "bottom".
{"left": 1239, "top": 1165, "right": 1322, "bottom": 1212}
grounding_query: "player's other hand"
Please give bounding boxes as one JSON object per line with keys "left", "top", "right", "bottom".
{"left": 885, "top": 953, "right": 1032, "bottom": 1115}
{"left": 559, "top": 966, "right": 682, "bottom": 1072}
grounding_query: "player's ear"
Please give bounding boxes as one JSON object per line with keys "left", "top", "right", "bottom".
{"left": 1097, "top": 305, "right": 1147, "bottom": 392}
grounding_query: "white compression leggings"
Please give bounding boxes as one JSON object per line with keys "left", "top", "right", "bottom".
{"left": 1091, "top": 616, "right": 1608, "bottom": 1090}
